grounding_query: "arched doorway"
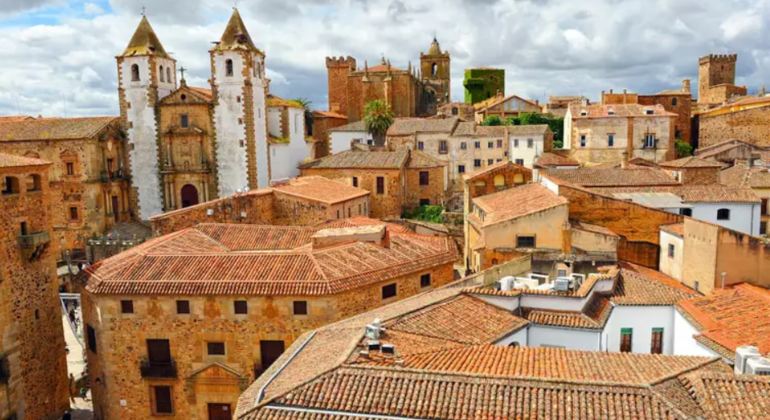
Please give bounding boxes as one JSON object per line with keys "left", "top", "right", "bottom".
{"left": 181, "top": 184, "right": 199, "bottom": 208}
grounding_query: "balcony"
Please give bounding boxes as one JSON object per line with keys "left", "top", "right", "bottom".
{"left": 140, "top": 358, "right": 177, "bottom": 379}
{"left": 19, "top": 231, "right": 51, "bottom": 249}
{"left": 100, "top": 170, "right": 125, "bottom": 183}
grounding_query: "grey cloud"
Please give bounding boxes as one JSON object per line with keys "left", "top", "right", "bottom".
{"left": 0, "top": 0, "right": 60, "bottom": 14}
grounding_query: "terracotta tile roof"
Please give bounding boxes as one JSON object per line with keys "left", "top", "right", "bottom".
{"left": 84, "top": 220, "right": 458, "bottom": 296}
{"left": 659, "top": 156, "right": 723, "bottom": 168}
{"left": 506, "top": 124, "right": 550, "bottom": 135}
{"left": 318, "top": 216, "right": 412, "bottom": 233}
{"left": 461, "top": 160, "right": 531, "bottom": 181}
{"left": 522, "top": 294, "right": 612, "bottom": 329}
{"left": 661, "top": 223, "right": 685, "bottom": 237}
{"left": 594, "top": 185, "right": 761, "bottom": 203}
{"left": 536, "top": 152, "right": 580, "bottom": 167}
{"left": 406, "top": 150, "right": 446, "bottom": 168}
{"left": 298, "top": 150, "right": 408, "bottom": 170}
{"left": 188, "top": 86, "right": 213, "bottom": 101}
{"left": 0, "top": 116, "right": 34, "bottom": 124}
{"left": 470, "top": 183, "right": 567, "bottom": 227}
{"left": 695, "top": 139, "right": 767, "bottom": 160}
{"left": 0, "top": 152, "right": 51, "bottom": 168}
{"left": 610, "top": 264, "right": 698, "bottom": 306}
{"left": 720, "top": 165, "right": 770, "bottom": 189}
{"left": 326, "top": 120, "right": 364, "bottom": 132}
{"left": 387, "top": 117, "right": 458, "bottom": 136}
{"left": 677, "top": 283, "right": 770, "bottom": 360}
{"left": 678, "top": 371, "right": 770, "bottom": 420}
{"left": 267, "top": 94, "right": 302, "bottom": 109}
{"left": 542, "top": 168, "right": 679, "bottom": 187}
{"left": 313, "top": 110, "right": 347, "bottom": 120}
{"left": 571, "top": 220, "right": 618, "bottom": 237}
{"left": 570, "top": 103, "right": 677, "bottom": 118}
{"left": 451, "top": 121, "right": 507, "bottom": 136}
{"left": 0, "top": 116, "right": 118, "bottom": 141}
{"left": 384, "top": 294, "right": 528, "bottom": 345}
{"left": 271, "top": 176, "right": 369, "bottom": 204}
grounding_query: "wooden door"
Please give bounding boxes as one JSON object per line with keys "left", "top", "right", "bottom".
{"left": 147, "top": 339, "right": 171, "bottom": 365}
{"left": 208, "top": 403, "right": 232, "bottom": 420}
{"left": 259, "top": 340, "right": 285, "bottom": 371}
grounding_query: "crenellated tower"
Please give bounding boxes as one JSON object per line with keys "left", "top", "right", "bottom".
{"left": 117, "top": 15, "right": 176, "bottom": 220}
{"left": 326, "top": 56, "right": 356, "bottom": 115}
{"left": 210, "top": 8, "right": 269, "bottom": 193}
{"left": 698, "top": 53, "right": 738, "bottom": 102}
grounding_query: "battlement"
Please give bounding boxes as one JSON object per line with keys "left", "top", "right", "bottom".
{"left": 326, "top": 56, "right": 357, "bottom": 69}
{"left": 699, "top": 53, "right": 738, "bottom": 64}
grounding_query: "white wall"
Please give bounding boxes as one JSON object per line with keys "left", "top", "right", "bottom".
{"left": 508, "top": 133, "right": 545, "bottom": 169}
{"left": 495, "top": 327, "right": 528, "bottom": 347}
{"left": 528, "top": 325, "right": 600, "bottom": 350}
{"left": 562, "top": 110, "right": 572, "bottom": 149}
{"left": 269, "top": 107, "right": 310, "bottom": 180}
{"left": 267, "top": 108, "right": 282, "bottom": 138}
{"left": 659, "top": 231, "right": 684, "bottom": 281}
{"left": 689, "top": 202, "right": 759, "bottom": 235}
{"left": 329, "top": 131, "right": 372, "bottom": 154}
{"left": 473, "top": 294, "right": 520, "bottom": 311}
{"left": 672, "top": 309, "right": 721, "bottom": 358}
{"left": 602, "top": 306, "right": 675, "bottom": 354}
{"left": 252, "top": 54, "right": 270, "bottom": 188}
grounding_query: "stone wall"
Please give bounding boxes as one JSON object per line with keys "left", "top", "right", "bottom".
{"left": 326, "top": 56, "right": 355, "bottom": 114}
{"left": 699, "top": 105, "right": 770, "bottom": 148}
{"left": 272, "top": 190, "right": 368, "bottom": 224}
{"left": 680, "top": 167, "right": 720, "bottom": 185}
{"left": 299, "top": 167, "right": 404, "bottom": 219}
{"left": 0, "top": 163, "right": 69, "bottom": 420}
{"left": 405, "top": 166, "right": 445, "bottom": 209}
{"left": 638, "top": 94, "right": 692, "bottom": 146}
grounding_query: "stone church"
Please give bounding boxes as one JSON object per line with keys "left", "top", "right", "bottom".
{"left": 119, "top": 9, "right": 313, "bottom": 220}
{"left": 326, "top": 38, "right": 451, "bottom": 122}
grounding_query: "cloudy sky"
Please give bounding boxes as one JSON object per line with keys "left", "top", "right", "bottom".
{"left": 0, "top": 0, "right": 768, "bottom": 117}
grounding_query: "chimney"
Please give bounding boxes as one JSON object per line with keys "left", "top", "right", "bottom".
{"left": 761, "top": 86, "right": 767, "bottom": 96}
{"left": 623, "top": 89, "right": 627, "bottom": 104}
{"left": 601, "top": 90, "right": 605, "bottom": 105}
{"left": 621, "top": 151, "right": 629, "bottom": 169}
{"left": 312, "top": 225, "right": 386, "bottom": 249}
{"left": 682, "top": 79, "right": 691, "bottom": 94}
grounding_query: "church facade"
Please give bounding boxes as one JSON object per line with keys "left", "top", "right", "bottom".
{"left": 118, "top": 10, "right": 313, "bottom": 221}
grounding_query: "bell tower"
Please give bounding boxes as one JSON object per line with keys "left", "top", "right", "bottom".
{"left": 117, "top": 15, "right": 176, "bottom": 220}
{"left": 420, "top": 37, "right": 451, "bottom": 106}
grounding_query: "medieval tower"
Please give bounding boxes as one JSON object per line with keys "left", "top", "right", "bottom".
{"left": 210, "top": 9, "right": 270, "bottom": 194}
{"left": 698, "top": 53, "right": 738, "bottom": 103}
{"left": 420, "top": 37, "right": 451, "bottom": 106}
{"left": 117, "top": 16, "right": 176, "bottom": 220}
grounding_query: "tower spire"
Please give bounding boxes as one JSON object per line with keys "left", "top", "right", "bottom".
{"left": 212, "top": 8, "right": 261, "bottom": 53}
{"left": 120, "top": 15, "right": 169, "bottom": 58}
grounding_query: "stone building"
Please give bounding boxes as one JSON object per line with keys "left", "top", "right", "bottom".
{"left": 544, "top": 95, "right": 589, "bottom": 118}
{"left": 697, "top": 53, "right": 746, "bottom": 105}
{"left": 310, "top": 110, "right": 348, "bottom": 157}
{"left": 0, "top": 117, "right": 130, "bottom": 254}
{"left": 463, "top": 67, "right": 505, "bottom": 104}
{"left": 474, "top": 93, "right": 542, "bottom": 124}
{"left": 81, "top": 217, "right": 458, "bottom": 420}
{"left": 437, "top": 102, "right": 475, "bottom": 121}
{"left": 696, "top": 96, "right": 770, "bottom": 149}
{"left": 563, "top": 103, "right": 676, "bottom": 164}
{"left": 119, "top": 10, "right": 314, "bottom": 221}
{"left": 325, "top": 38, "right": 450, "bottom": 122}
{"left": 0, "top": 154, "right": 69, "bottom": 420}
{"left": 299, "top": 149, "right": 446, "bottom": 218}
{"left": 720, "top": 164, "right": 770, "bottom": 235}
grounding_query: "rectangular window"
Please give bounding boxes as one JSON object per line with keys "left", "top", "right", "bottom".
{"left": 376, "top": 177, "right": 385, "bottom": 194}
{"left": 762, "top": 198, "right": 768, "bottom": 215}
{"left": 293, "top": 301, "right": 308, "bottom": 315}
{"left": 651, "top": 328, "right": 664, "bottom": 354}
{"left": 580, "top": 135, "right": 586, "bottom": 147}
{"left": 180, "top": 114, "right": 189, "bottom": 128}
{"left": 352, "top": 177, "right": 358, "bottom": 188}
{"left": 20, "top": 222, "right": 27, "bottom": 236}
{"left": 474, "top": 141, "right": 480, "bottom": 149}
{"left": 69, "top": 207, "right": 79, "bottom": 220}
{"left": 87, "top": 324, "right": 97, "bottom": 354}
{"left": 419, "top": 198, "right": 430, "bottom": 206}
{"left": 515, "top": 159, "right": 524, "bottom": 166}
{"left": 497, "top": 159, "right": 502, "bottom": 162}
{"left": 336, "top": 209, "right": 340, "bottom": 219}
{"left": 762, "top": 222, "right": 768, "bottom": 236}
{"left": 486, "top": 159, "right": 493, "bottom": 165}
{"left": 120, "top": 300, "right": 134, "bottom": 314}
{"left": 458, "top": 165, "right": 465, "bottom": 174}
{"left": 488, "top": 141, "right": 494, "bottom": 148}
{"left": 152, "top": 386, "right": 173, "bottom": 415}
{"left": 439, "top": 140, "right": 448, "bottom": 154}
{"left": 607, "top": 134, "right": 615, "bottom": 147}
{"left": 513, "top": 139, "right": 519, "bottom": 148}
{"left": 207, "top": 342, "right": 226, "bottom": 356}
{"left": 420, "top": 273, "right": 431, "bottom": 288}
{"left": 417, "top": 141, "right": 424, "bottom": 151}
{"left": 176, "top": 300, "right": 190, "bottom": 314}
{"left": 474, "top": 159, "right": 481, "bottom": 168}
{"left": 66, "top": 162, "right": 75, "bottom": 175}
{"left": 644, "top": 134, "right": 655, "bottom": 148}
{"left": 460, "top": 142, "right": 467, "bottom": 150}
{"left": 147, "top": 339, "right": 171, "bottom": 365}
{"left": 516, "top": 236, "right": 536, "bottom": 248}
{"left": 497, "top": 139, "right": 503, "bottom": 148}
{"left": 419, "top": 171, "right": 429, "bottom": 186}
{"left": 234, "top": 300, "right": 248, "bottom": 315}
{"left": 527, "top": 138, "right": 533, "bottom": 148}
{"left": 381, "top": 283, "right": 397, "bottom": 299}
{"left": 680, "top": 208, "right": 692, "bottom": 217}
{"left": 668, "top": 244, "right": 675, "bottom": 258}
{"left": 620, "top": 328, "right": 633, "bottom": 353}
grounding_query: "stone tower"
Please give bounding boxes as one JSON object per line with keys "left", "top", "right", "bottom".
{"left": 698, "top": 53, "right": 737, "bottom": 102}
{"left": 117, "top": 16, "right": 176, "bottom": 220}
{"left": 420, "top": 37, "right": 451, "bottom": 106}
{"left": 210, "top": 8, "right": 269, "bottom": 193}
{"left": 326, "top": 56, "right": 356, "bottom": 115}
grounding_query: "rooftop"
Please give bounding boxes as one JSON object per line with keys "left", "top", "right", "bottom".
{"left": 120, "top": 16, "right": 169, "bottom": 58}
{"left": 535, "top": 152, "right": 580, "bottom": 168}
{"left": 470, "top": 183, "right": 567, "bottom": 227}
{"left": 270, "top": 176, "right": 369, "bottom": 204}
{"left": 298, "top": 149, "right": 408, "bottom": 170}
{"left": 461, "top": 160, "right": 530, "bottom": 181}
{"left": 659, "top": 156, "right": 723, "bottom": 169}
{"left": 84, "top": 217, "right": 458, "bottom": 296}
{"left": 570, "top": 103, "right": 677, "bottom": 118}
{"left": 543, "top": 167, "right": 680, "bottom": 187}
{"left": 474, "top": 94, "right": 539, "bottom": 112}
{"left": 452, "top": 121, "right": 507, "bottom": 136}
{"left": 326, "top": 120, "right": 365, "bottom": 132}
{"left": 0, "top": 153, "right": 51, "bottom": 168}
{"left": 596, "top": 185, "right": 760, "bottom": 203}
{"left": 0, "top": 116, "right": 34, "bottom": 124}
{"left": 266, "top": 94, "right": 302, "bottom": 109}
{"left": 0, "top": 116, "right": 119, "bottom": 141}
{"left": 720, "top": 165, "right": 770, "bottom": 189}
{"left": 313, "top": 110, "right": 347, "bottom": 120}
{"left": 661, "top": 223, "right": 685, "bottom": 237}
{"left": 387, "top": 117, "right": 458, "bottom": 136}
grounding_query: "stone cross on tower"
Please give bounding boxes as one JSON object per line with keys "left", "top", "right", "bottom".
{"left": 140, "top": 5, "right": 146, "bottom": 15}
{"left": 179, "top": 66, "right": 187, "bottom": 81}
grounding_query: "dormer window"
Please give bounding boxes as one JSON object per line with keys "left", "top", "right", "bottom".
{"left": 226, "top": 59, "right": 234, "bottom": 77}
{"left": 131, "top": 64, "right": 140, "bottom": 81}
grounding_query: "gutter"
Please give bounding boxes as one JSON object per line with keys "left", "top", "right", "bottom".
{"left": 256, "top": 331, "right": 317, "bottom": 405}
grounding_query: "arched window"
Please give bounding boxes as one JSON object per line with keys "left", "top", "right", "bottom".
{"left": 672, "top": 97, "right": 677, "bottom": 106}
{"left": 254, "top": 62, "right": 260, "bottom": 78}
{"left": 431, "top": 63, "right": 437, "bottom": 75}
{"left": 26, "top": 174, "right": 41, "bottom": 192}
{"left": 514, "top": 173, "right": 525, "bottom": 184}
{"left": 717, "top": 208, "right": 730, "bottom": 220}
{"left": 131, "top": 64, "right": 140, "bottom": 81}
{"left": 508, "top": 342, "right": 520, "bottom": 347}
{"left": 159, "top": 65, "right": 164, "bottom": 82}
{"left": 491, "top": 258, "right": 498, "bottom": 265}
{"left": 494, "top": 174, "right": 505, "bottom": 188}
{"left": 226, "top": 59, "right": 234, "bottom": 77}
{"left": 167, "top": 67, "right": 172, "bottom": 84}
{"left": 2, "top": 176, "right": 20, "bottom": 195}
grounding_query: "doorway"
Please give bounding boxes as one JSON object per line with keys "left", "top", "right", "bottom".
{"left": 181, "top": 184, "right": 199, "bottom": 208}
{"left": 208, "top": 403, "right": 232, "bottom": 420}
{"left": 111, "top": 196, "right": 120, "bottom": 222}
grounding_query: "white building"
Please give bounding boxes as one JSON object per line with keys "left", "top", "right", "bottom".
{"left": 507, "top": 124, "right": 551, "bottom": 169}
{"left": 327, "top": 121, "right": 373, "bottom": 154}
{"left": 267, "top": 96, "right": 314, "bottom": 180}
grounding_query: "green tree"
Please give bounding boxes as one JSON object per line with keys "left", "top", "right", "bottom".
{"left": 363, "top": 100, "right": 395, "bottom": 145}
{"left": 292, "top": 97, "right": 314, "bottom": 136}
{"left": 517, "top": 112, "right": 564, "bottom": 149}
{"left": 675, "top": 139, "right": 693, "bottom": 158}
{"left": 505, "top": 116, "right": 520, "bottom": 126}
{"left": 482, "top": 115, "right": 503, "bottom": 126}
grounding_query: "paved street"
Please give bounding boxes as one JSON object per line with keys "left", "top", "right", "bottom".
{"left": 62, "top": 310, "right": 93, "bottom": 420}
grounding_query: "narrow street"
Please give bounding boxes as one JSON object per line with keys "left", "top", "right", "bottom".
{"left": 62, "top": 310, "right": 93, "bottom": 420}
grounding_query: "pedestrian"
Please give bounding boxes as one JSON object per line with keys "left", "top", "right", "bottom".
{"left": 79, "top": 386, "right": 89, "bottom": 402}
{"left": 68, "top": 373, "right": 77, "bottom": 404}
{"left": 62, "top": 411, "right": 72, "bottom": 420}
{"left": 68, "top": 308, "right": 76, "bottom": 325}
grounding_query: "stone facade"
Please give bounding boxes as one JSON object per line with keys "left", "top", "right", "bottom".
{"left": 697, "top": 54, "right": 746, "bottom": 104}
{"left": 0, "top": 118, "right": 131, "bottom": 255}
{"left": 405, "top": 165, "right": 445, "bottom": 209}
{"left": 698, "top": 101, "right": 770, "bottom": 148}
{"left": 300, "top": 167, "right": 403, "bottom": 218}
{"left": 0, "top": 155, "right": 69, "bottom": 420}
{"left": 437, "top": 102, "right": 475, "bottom": 121}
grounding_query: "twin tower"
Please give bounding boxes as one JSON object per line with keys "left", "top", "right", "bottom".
{"left": 117, "top": 10, "right": 269, "bottom": 220}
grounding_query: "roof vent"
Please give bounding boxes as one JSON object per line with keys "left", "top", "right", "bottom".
{"left": 746, "top": 357, "right": 770, "bottom": 376}
{"left": 735, "top": 345, "right": 761, "bottom": 374}
{"left": 382, "top": 344, "right": 395, "bottom": 355}
{"left": 645, "top": 109, "right": 654, "bottom": 115}
{"left": 206, "top": 209, "right": 214, "bottom": 216}
{"left": 365, "top": 318, "right": 383, "bottom": 340}
{"left": 580, "top": 110, "right": 588, "bottom": 116}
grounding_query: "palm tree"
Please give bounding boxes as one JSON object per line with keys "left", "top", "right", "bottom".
{"left": 363, "top": 100, "right": 394, "bottom": 146}
{"left": 292, "top": 97, "right": 314, "bottom": 136}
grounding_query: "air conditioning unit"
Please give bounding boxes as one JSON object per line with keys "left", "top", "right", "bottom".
{"left": 571, "top": 273, "right": 586, "bottom": 286}
{"left": 365, "top": 318, "right": 383, "bottom": 340}
{"left": 746, "top": 357, "right": 770, "bottom": 376}
{"left": 498, "top": 276, "right": 516, "bottom": 292}
{"left": 553, "top": 277, "right": 570, "bottom": 292}
{"left": 735, "top": 345, "right": 761, "bottom": 374}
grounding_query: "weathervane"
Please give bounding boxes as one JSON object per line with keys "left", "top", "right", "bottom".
{"left": 140, "top": 5, "right": 146, "bottom": 16}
